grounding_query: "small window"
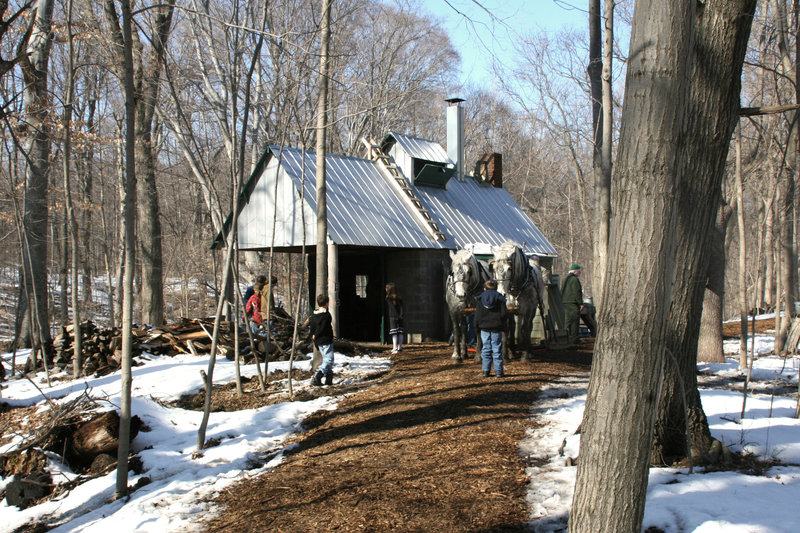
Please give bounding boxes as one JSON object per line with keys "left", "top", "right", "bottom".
{"left": 355, "top": 275, "right": 368, "bottom": 299}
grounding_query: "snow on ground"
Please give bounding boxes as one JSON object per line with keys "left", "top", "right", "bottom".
{"left": 2, "top": 325, "right": 800, "bottom": 532}
{"left": 524, "top": 333, "right": 800, "bottom": 533}
{"left": 0, "top": 350, "right": 390, "bottom": 532}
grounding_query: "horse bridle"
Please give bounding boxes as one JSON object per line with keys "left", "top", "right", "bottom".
{"left": 448, "top": 254, "right": 483, "bottom": 300}
{"left": 495, "top": 254, "right": 532, "bottom": 299}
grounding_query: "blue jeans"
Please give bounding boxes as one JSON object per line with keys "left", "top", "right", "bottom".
{"left": 480, "top": 330, "right": 503, "bottom": 375}
{"left": 317, "top": 343, "right": 334, "bottom": 375}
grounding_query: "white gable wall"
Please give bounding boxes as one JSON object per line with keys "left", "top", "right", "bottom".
{"left": 237, "top": 157, "right": 316, "bottom": 250}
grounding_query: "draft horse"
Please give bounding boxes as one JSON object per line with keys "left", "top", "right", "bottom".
{"left": 446, "top": 249, "right": 490, "bottom": 363}
{"left": 491, "top": 241, "right": 544, "bottom": 361}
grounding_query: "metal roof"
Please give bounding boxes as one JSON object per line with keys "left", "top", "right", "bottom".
{"left": 272, "top": 146, "right": 448, "bottom": 249}
{"left": 414, "top": 175, "right": 558, "bottom": 257}
{"left": 382, "top": 132, "right": 452, "bottom": 164}
{"left": 229, "top": 143, "right": 556, "bottom": 257}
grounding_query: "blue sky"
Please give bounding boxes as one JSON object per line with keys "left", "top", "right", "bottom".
{"left": 419, "top": 0, "right": 588, "bottom": 87}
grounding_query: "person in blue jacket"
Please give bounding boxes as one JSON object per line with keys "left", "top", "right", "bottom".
{"left": 474, "top": 280, "right": 508, "bottom": 378}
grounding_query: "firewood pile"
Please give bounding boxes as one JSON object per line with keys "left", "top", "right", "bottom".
{"left": 49, "top": 314, "right": 312, "bottom": 376}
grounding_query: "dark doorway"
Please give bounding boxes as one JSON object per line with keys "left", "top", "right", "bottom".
{"left": 338, "top": 252, "right": 384, "bottom": 341}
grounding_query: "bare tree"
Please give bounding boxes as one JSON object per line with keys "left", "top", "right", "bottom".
{"left": 312, "top": 0, "right": 332, "bottom": 372}
{"left": 589, "top": 0, "right": 613, "bottom": 305}
{"left": 770, "top": 0, "right": 799, "bottom": 352}
{"left": 570, "top": 1, "right": 697, "bottom": 530}
{"left": 113, "top": 0, "right": 138, "bottom": 501}
{"left": 652, "top": 0, "right": 757, "bottom": 467}
{"left": 101, "top": 0, "right": 176, "bottom": 328}
{"left": 61, "top": 0, "right": 81, "bottom": 378}
{"left": 697, "top": 202, "right": 733, "bottom": 363}
{"left": 0, "top": 1, "right": 35, "bottom": 82}
{"left": 17, "top": 0, "right": 55, "bottom": 354}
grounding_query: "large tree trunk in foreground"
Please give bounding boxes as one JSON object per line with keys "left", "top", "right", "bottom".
{"left": 568, "top": 2, "right": 695, "bottom": 531}
{"left": 652, "top": 0, "right": 756, "bottom": 466}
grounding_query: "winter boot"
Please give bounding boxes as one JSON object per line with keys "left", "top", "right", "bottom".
{"left": 325, "top": 373, "right": 333, "bottom": 386}
{"left": 311, "top": 370, "right": 323, "bottom": 387}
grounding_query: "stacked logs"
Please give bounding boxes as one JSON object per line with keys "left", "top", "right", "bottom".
{"left": 52, "top": 321, "right": 126, "bottom": 376}
{"left": 41, "top": 313, "right": 321, "bottom": 378}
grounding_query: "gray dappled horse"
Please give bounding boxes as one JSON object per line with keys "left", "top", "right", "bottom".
{"left": 491, "top": 242, "right": 544, "bottom": 361}
{"left": 446, "top": 249, "right": 490, "bottom": 363}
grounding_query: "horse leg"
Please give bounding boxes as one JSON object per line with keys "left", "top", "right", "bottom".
{"left": 474, "top": 326, "right": 482, "bottom": 363}
{"left": 451, "top": 314, "right": 463, "bottom": 363}
{"left": 504, "top": 317, "right": 515, "bottom": 361}
{"left": 520, "top": 309, "right": 533, "bottom": 362}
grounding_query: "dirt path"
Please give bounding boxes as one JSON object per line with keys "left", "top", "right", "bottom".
{"left": 204, "top": 342, "right": 592, "bottom": 532}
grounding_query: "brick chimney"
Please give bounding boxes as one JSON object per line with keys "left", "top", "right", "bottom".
{"left": 476, "top": 153, "right": 503, "bottom": 188}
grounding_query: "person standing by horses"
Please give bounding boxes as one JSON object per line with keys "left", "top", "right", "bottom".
{"left": 385, "top": 282, "right": 405, "bottom": 354}
{"left": 561, "top": 263, "right": 584, "bottom": 345}
{"left": 309, "top": 294, "right": 335, "bottom": 386}
{"left": 474, "top": 280, "right": 508, "bottom": 377}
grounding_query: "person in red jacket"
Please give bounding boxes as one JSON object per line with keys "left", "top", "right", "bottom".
{"left": 245, "top": 281, "right": 264, "bottom": 334}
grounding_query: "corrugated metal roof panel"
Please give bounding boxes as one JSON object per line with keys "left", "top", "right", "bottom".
{"left": 275, "top": 147, "right": 448, "bottom": 249}
{"left": 414, "top": 176, "right": 558, "bottom": 257}
{"left": 385, "top": 132, "right": 452, "bottom": 164}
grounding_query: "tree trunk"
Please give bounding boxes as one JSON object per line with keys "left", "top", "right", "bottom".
{"left": 315, "top": 0, "right": 332, "bottom": 303}
{"left": 589, "top": 0, "right": 612, "bottom": 308}
{"left": 598, "top": 0, "right": 614, "bottom": 306}
{"left": 569, "top": 2, "right": 696, "bottom": 531}
{"left": 776, "top": 121, "right": 797, "bottom": 353}
{"left": 134, "top": 1, "right": 175, "bottom": 327}
{"left": 62, "top": 0, "right": 82, "bottom": 378}
{"left": 771, "top": 0, "right": 799, "bottom": 353}
{"left": 136, "top": 143, "right": 165, "bottom": 326}
{"left": 651, "top": 0, "right": 756, "bottom": 468}
{"left": 762, "top": 187, "right": 777, "bottom": 310}
{"left": 19, "top": 0, "right": 56, "bottom": 352}
{"left": 697, "top": 203, "right": 733, "bottom": 363}
{"left": 312, "top": 0, "right": 333, "bottom": 372}
{"left": 104, "top": 0, "right": 139, "bottom": 500}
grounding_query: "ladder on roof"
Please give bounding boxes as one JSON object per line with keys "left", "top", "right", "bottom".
{"left": 361, "top": 137, "right": 446, "bottom": 242}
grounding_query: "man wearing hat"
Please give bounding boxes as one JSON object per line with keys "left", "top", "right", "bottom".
{"left": 561, "top": 263, "right": 584, "bottom": 345}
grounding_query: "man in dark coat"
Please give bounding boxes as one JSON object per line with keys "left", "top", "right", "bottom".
{"left": 309, "top": 294, "right": 335, "bottom": 386}
{"left": 561, "top": 263, "right": 584, "bottom": 345}
{"left": 474, "top": 280, "right": 508, "bottom": 377}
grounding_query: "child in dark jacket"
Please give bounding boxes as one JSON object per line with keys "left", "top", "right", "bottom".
{"left": 474, "top": 280, "right": 508, "bottom": 377}
{"left": 309, "top": 294, "right": 335, "bottom": 386}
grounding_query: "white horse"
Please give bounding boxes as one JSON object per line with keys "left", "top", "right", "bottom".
{"left": 491, "top": 242, "right": 544, "bottom": 361}
{"left": 446, "top": 249, "right": 489, "bottom": 363}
